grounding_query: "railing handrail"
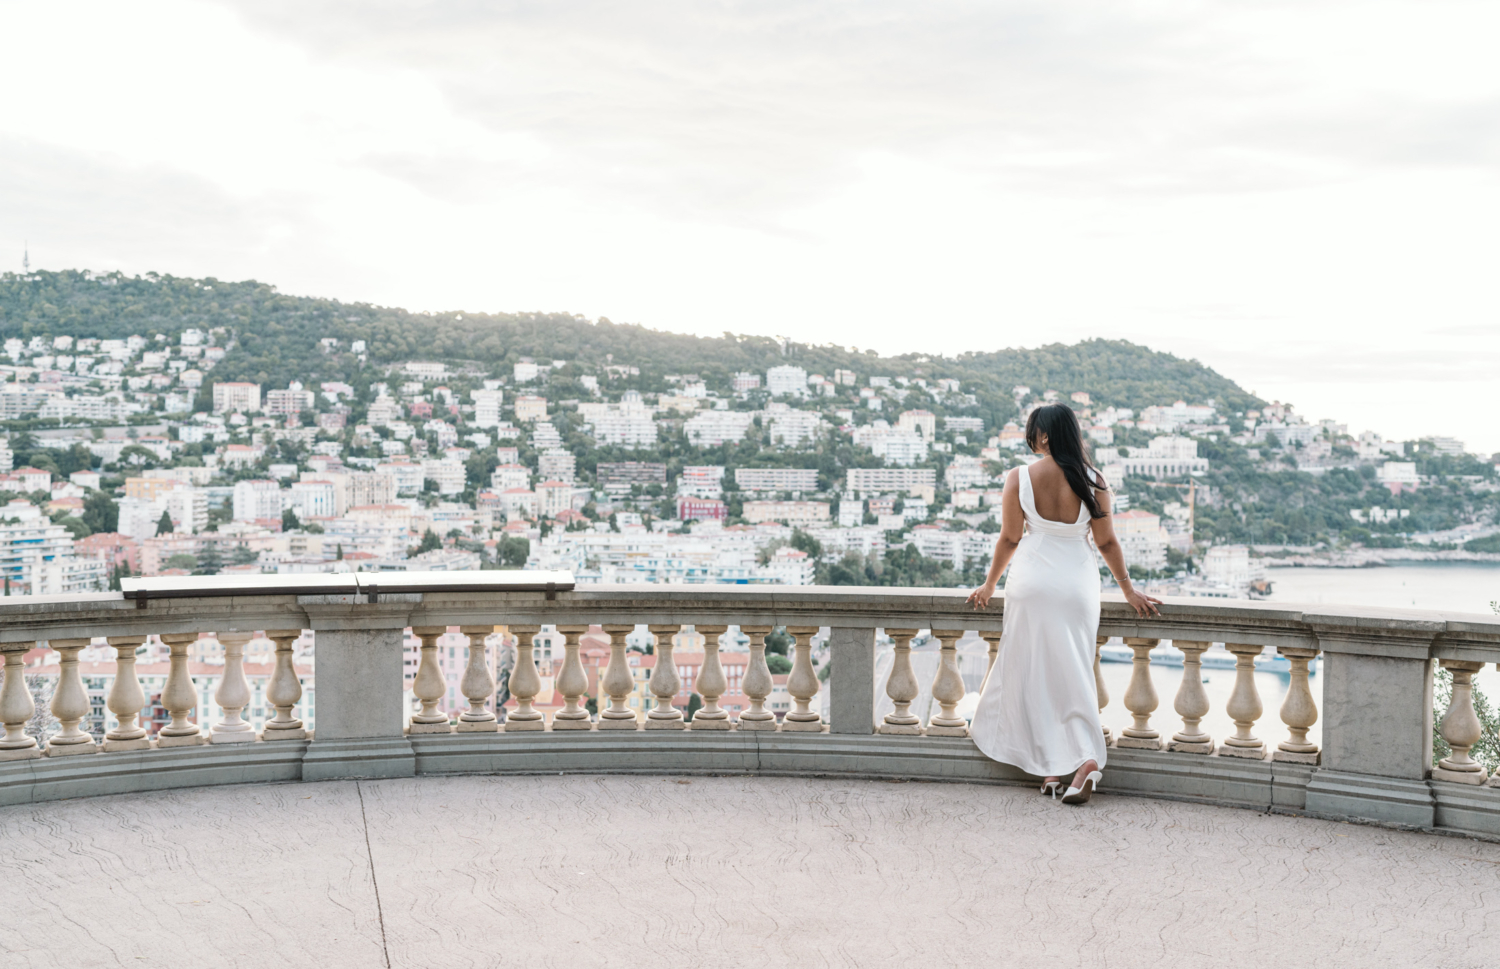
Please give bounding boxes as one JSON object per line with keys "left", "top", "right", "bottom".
{"left": 1, "top": 578, "right": 1496, "bottom": 659}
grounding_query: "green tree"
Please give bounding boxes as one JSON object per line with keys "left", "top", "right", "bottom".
{"left": 155, "top": 509, "right": 174, "bottom": 536}
{"left": 684, "top": 693, "right": 703, "bottom": 722}
{"left": 498, "top": 535, "right": 530, "bottom": 567}
{"left": 281, "top": 507, "right": 301, "bottom": 531}
{"left": 416, "top": 528, "right": 442, "bottom": 554}
{"left": 231, "top": 545, "right": 258, "bottom": 566}
{"left": 165, "top": 553, "right": 198, "bottom": 571}
{"left": 81, "top": 491, "right": 118, "bottom": 534}
{"left": 766, "top": 654, "right": 793, "bottom": 675}
{"left": 194, "top": 543, "right": 223, "bottom": 575}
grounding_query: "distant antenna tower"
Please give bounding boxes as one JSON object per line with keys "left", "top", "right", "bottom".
{"left": 22, "top": 241, "right": 29, "bottom": 273}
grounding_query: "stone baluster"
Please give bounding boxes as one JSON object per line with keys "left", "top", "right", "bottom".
{"left": 689, "top": 625, "right": 731, "bottom": 730}
{"left": 781, "top": 626, "right": 825, "bottom": 732}
{"left": 1217, "top": 643, "right": 1266, "bottom": 759}
{"left": 1432, "top": 660, "right": 1490, "bottom": 784}
{"left": 977, "top": 631, "right": 1001, "bottom": 693}
{"left": 0, "top": 648, "right": 40, "bottom": 761}
{"left": 737, "top": 625, "right": 777, "bottom": 731}
{"left": 926, "top": 629, "right": 970, "bottom": 737}
{"left": 157, "top": 633, "right": 205, "bottom": 747}
{"left": 1274, "top": 647, "right": 1322, "bottom": 764}
{"left": 1116, "top": 637, "right": 1162, "bottom": 750}
{"left": 1167, "top": 640, "right": 1213, "bottom": 753}
{"left": 261, "top": 629, "right": 307, "bottom": 741}
{"left": 878, "top": 628, "right": 922, "bottom": 735}
{"left": 506, "top": 624, "right": 546, "bottom": 731}
{"left": 1095, "top": 635, "right": 1112, "bottom": 745}
{"left": 407, "top": 627, "right": 451, "bottom": 734}
{"left": 597, "top": 624, "right": 640, "bottom": 729}
{"left": 103, "top": 636, "right": 151, "bottom": 752}
{"left": 551, "top": 625, "right": 593, "bottom": 730}
{"left": 46, "top": 639, "right": 97, "bottom": 756}
{"left": 457, "top": 626, "right": 499, "bottom": 732}
{"left": 1490, "top": 662, "right": 1500, "bottom": 789}
{"left": 644, "top": 625, "right": 685, "bottom": 729}
{"left": 210, "top": 632, "right": 256, "bottom": 744}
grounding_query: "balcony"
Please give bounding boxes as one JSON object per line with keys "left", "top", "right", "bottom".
{"left": 4, "top": 573, "right": 1499, "bottom": 965}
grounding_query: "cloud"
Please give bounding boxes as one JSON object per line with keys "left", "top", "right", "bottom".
{"left": 219, "top": 0, "right": 1500, "bottom": 222}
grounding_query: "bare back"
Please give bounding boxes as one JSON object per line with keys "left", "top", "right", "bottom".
{"left": 1027, "top": 457, "right": 1089, "bottom": 524}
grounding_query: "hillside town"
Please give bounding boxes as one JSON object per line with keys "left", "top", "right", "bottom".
{"left": 2, "top": 327, "right": 1496, "bottom": 607}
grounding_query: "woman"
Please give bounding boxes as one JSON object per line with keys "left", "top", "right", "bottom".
{"left": 967, "top": 403, "right": 1161, "bottom": 805}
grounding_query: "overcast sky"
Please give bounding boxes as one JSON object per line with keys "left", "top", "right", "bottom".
{"left": 2, "top": 0, "right": 1497, "bottom": 451}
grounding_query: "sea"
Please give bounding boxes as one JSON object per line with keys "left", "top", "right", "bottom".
{"left": 1096, "top": 563, "right": 1500, "bottom": 751}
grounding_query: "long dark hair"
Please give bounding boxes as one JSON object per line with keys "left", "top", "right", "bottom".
{"left": 1025, "top": 403, "right": 1106, "bottom": 519}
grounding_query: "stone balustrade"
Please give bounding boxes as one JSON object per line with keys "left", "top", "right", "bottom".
{"left": 0, "top": 573, "right": 1498, "bottom": 841}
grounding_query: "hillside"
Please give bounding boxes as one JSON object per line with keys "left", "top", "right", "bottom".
{"left": 0, "top": 270, "right": 1262, "bottom": 422}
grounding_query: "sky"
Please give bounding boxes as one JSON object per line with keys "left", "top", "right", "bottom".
{"left": 2, "top": 0, "right": 1498, "bottom": 452}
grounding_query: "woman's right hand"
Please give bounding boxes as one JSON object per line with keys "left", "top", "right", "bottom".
{"left": 1123, "top": 586, "right": 1162, "bottom": 617}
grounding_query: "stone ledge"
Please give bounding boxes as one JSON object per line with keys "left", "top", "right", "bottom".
{"left": 0, "top": 741, "right": 307, "bottom": 808}
{"left": 2, "top": 732, "right": 1497, "bottom": 842}
{"left": 1304, "top": 770, "right": 1435, "bottom": 828}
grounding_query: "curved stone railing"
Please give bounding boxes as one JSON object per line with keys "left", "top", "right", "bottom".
{"left": 1, "top": 572, "right": 1498, "bottom": 840}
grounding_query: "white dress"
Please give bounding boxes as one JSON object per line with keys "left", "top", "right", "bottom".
{"left": 970, "top": 463, "right": 1108, "bottom": 777}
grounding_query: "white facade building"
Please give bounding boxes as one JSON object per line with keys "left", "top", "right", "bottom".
{"left": 233, "top": 480, "right": 286, "bottom": 522}
{"left": 766, "top": 365, "right": 808, "bottom": 398}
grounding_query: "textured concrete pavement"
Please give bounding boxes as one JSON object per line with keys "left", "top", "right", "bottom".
{"left": 4, "top": 774, "right": 1497, "bottom": 968}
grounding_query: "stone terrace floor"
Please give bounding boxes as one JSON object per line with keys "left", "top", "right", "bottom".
{"left": 4, "top": 774, "right": 1498, "bottom": 968}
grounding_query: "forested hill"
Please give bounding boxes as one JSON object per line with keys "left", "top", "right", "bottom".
{"left": 0, "top": 270, "right": 1261, "bottom": 418}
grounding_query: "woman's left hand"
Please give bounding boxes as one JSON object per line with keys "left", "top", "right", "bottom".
{"left": 968, "top": 582, "right": 997, "bottom": 609}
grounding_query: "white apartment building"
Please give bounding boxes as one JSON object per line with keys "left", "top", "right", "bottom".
{"left": 514, "top": 361, "right": 541, "bottom": 383}
{"left": 845, "top": 468, "right": 937, "bottom": 495}
{"left": 1202, "top": 545, "right": 1254, "bottom": 591}
{"left": 163, "top": 486, "right": 209, "bottom": 534}
{"left": 732, "top": 373, "right": 761, "bottom": 392}
{"left": 1376, "top": 462, "right": 1420, "bottom": 489}
{"left": 422, "top": 459, "right": 466, "bottom": 496}
{"left": 538, "top": 481, "right": 576, "bottom": 518}
{"left": 538, "top": 450, "right": 576, "bottom": 485}
{"left": 684, "top": 410, "right": 756, "bottom": 447}
{"left": 0, "top": 500, "right": 98, "bottom": 593}
{"left": 116, "top": 497, "right": 167, "bottom": 541}
{"left": 323, "top": 515, "right": 411, "bottom": 559}
{"left": 1113, "top": 510, "right": 1168, "bottom": 571}
{"left": 765, "top": 365, "right": 808, "bottom": 397}
{"left": 289, "top": 480, "right": 340, "bottom": 519}
{"left": 1099, "top": 436, "right": 1211, "bottom": 480}
{"left": 472, "top": 389, "right": 504, "bottom": 428}
{"left": 212, "top": 382, "right": 261, "bottom": 414}
{"left": 944, "top": 455, "right": 991, "bottom": 491}
{"left": 404, "top": 361, "right": 447, "bottom": 380}
{"left": 266, "top": 386, "right": 314, "bottom": 416}
{"left": 742, "top": 501, "right": 831, "bottom": 527}
{"left": 735, "top": 468, "right": 819, "bottom": 492}
{"left": 233, "top": 480, "right": 286, "bottom": 522}
{"left": 944, "top": 416, "right": 985, "bottom": 434}
{"left": 676, "top": 466, "right": 724, "bottom": 499}
{"left": 367, "top": 397, "right": 401, "bottom": 425}
{"left": 768, "top": 409, "right": 825, "bottom": 448}
{"left": 377, "top": 460, "right": 425, "bottom": 496}
{"left": 910, "top": 528, "right": 996, "bottom": 570}
{"left": 346, "top": 471, "right": 397, "bottom": 510}
{"left": 491, "top": 463, "right": 531, "bottom": 492}
{"left": 514, "top": 396, "right": 548, "bottom": 422}
{"left": 1140, "top": 401, "right": 1217, "bottom": 430}
{"left": 897, "top": 410, "right": 936, "bottom": 440}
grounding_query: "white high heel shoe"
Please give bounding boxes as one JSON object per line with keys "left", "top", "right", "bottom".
{"left": 1040, "top": 780, "right": 1061, "bottom": 799}
{"left": 1061, "top": 770, "right": 1102, "bottom": 805}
